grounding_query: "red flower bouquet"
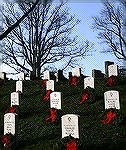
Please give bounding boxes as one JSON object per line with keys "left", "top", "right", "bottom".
{"left": 2, "top": 133, "right": 15, "bottom": 148}
{"left": 45, "top": 108, "right": 58, "bottom": 123}
{"left": 43, "top": 90, "right": 52, "bottom": 101}
{"left": 70, "top": 76, "right": 78, "bottom": 86}
{"left": 105, "top": 75, "right": 117, "bottom": 86}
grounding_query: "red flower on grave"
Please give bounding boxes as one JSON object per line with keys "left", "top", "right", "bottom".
{"left": 45, "top": 108, "right": 58, "bottom": 123}
{"left": 101, "top": 111, "right": 117, "bottom": 124}
{"left": 9, "top": 107, "right": 15, "bottom": 113}
{"left": 2, "top": 133, "right": 15, "bottom": 147}
{"left": 66, "top": 138, "right": 77, "bottom": 150}
{"left": 105, "top": 75, "right": 116, "bottom": 86}
{"left": 43, "top": 90, "right": 52, "bottom": 101}
{"left": 70, "top": 76, "right": 78, "bottom": 86}
{"left": 42, "top": 79, "right": 47, "bottom": 88}
{"left": 2, "top": 134, "right": 10, "bottom": 145}
{"left": 79, "top": 90, "right": 90, "bottom": 105}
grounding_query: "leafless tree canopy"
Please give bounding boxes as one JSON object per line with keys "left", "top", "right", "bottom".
{"left": 2, "top": 1, "right": 92, "bottom": 78}
{"left": 0, "top": 0, "right": 42, "bottom": 40}
{"left": 92, "top": 0, "right": 126, "bottom": 61}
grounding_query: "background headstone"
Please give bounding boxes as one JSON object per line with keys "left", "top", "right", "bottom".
{"left": 61, "top": 114, "right": 79, "bottom": 139}
{"left": 4, "top": 113, "right": 15, "bottom": 135}
{"left": 104, "top": 90, "right": 120, "bottom": 109}
{"left": 72, "top": 67, "right": 81, "bottom": 77}
{"left": 46, "top": 80, "right": 54, "bottom": 91}
{"left": 16, "top": 81, "right": 22, "bottom": 93}
{"left": 50, "top": 92, "right": 61, "bottom": 109}
{"left": 43, "top": 70, "right": 50, "bottom": 80}
{"left": 0, "top": 72, "right": 6, "bottom": 80}
{"left": 84, "top": 76, "right": 94, "bottom": 89}
{"left": 18, "top": 72, "right": 24, "bottom": 80}
{"left": 108, "top": 64, "right": 118, "bottom": 77}
{"left": 11, "top": 92, "right": 19, "bottom": 106}
{"left": 54, "top": 72, "right": 58, "bottom": 82}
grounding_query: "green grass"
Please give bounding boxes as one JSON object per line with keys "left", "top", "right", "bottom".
{"left": 0, "top": 77, "right": 126, "bottom": 150}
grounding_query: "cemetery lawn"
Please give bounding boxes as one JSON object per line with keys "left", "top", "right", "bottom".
{"left": 0, "top": 77, "right": 126, "bottom": 150}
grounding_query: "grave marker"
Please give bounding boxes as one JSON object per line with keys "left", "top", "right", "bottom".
{"left": 11, "top": 92, "right": 19, "bottom": 106}
{"left": 84, "top": 76, "right": 94, "bottom": 89}
{"left": 104, "top": 90, "right": 120, "bottom": 109}
{"left": 18, "top": 72, "right": 24, "bottom": 80}
{"left": 43, "top": 70, "right": 50, "bottom": 80}
{"left": 54, "top": 72, "right": 58, "bottom": 82}
{"left": 46, "top": 80, "right": 54, "bottom": 91}
{"left": 16, "top": 81, "right": 22, "bottom": 93}
{"left": 108, "top": 64, "right": 118, "bottom": 77}
{"left": 72, "top": 67, "right": 81, "bottom": 77}
{"left": 61, "top": 114, "right": 79, "bottom": 139}
{"left": 50, "top": 92, "right": 61, "bottom": 109}
{"left": 4, "top": 113, "right": 15, "bottom": 135}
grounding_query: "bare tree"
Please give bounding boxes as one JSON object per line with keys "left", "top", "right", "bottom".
{"left": 2, "top": 1, "right": 92, "bottom": 78}
{"left": 0, "top": 0, "right": 51, "bottom": 40}
{"left": 92, "top": 0, "right": 126, "bottom": 61}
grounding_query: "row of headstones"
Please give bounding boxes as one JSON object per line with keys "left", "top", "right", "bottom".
{"left": 0, "top": 64, "right": 118, "bottom": 81}
{"left": 3, "top": 76, "right": 23, "bottom": 138}
{"left": 3, "top": 64, "right": 120, "bottom": 143}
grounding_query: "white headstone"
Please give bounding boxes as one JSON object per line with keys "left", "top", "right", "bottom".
{"left": 108, "top": 64, "right": 118, "bottom": 77}
{"left": 43, "top": 70, "right": 50, "bottom": 80}
{"left": 104, "top": 90, "right": 120, "bottom": 109}
{"left": 50, "top": 92, "right": 61, "bottom": 109}
{"left": 11, "top": 92, "right": 19, "bottom": 106}
{"left": 18, "top": 72, "right": 24, "bottom": 80}
{"left": 16, "top": 81, "right": 22, "bottom": 93}
{"left": 46, "top": 80, "right": 54, "bottom": 91}
{"left": 54, "top": 72, "right": 58, "bottom": 82}
{"left": 72, "top": 67, "right": 81, "bottom": 77}
{"left": 0, "top": 72, "right": 5, "bottom": 79}
{"left": 84, "top": 77, "right": 94, "bottom": 89}
{"left": 61, "top": 114, "right": 79, "bottom": 139}
{"left": 4, "top": 113, "right": 15, "bottom": 135}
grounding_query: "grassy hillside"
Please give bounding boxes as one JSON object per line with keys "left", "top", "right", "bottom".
{"left": 0, "top": 77, "right": 126, "bottom": 150}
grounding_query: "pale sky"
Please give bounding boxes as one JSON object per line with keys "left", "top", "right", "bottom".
{"left": 1, "top": 1, "right": 123, "bottom": 79}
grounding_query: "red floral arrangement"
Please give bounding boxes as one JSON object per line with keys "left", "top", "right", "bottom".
{"left": 105, "top": 75, "right": 117, "bottom": 86}
{"left": 70, "top": 76, "right": 78, "bottom": 86}
{"left": 79, "top": 90, "right": 90, "bottom": 105}
{"left": 2, "top": 133, "right": 15, "bottom": 148}
{"left": 42, "top": 79, "right": 47, "bottom": 90}
{"left": 45, "top": 108, "right": 58, "bottom": 123}
{"left": 79, "top": 86, "right": 95, "bottom": 107}
{"left": 60, "top": 136, "right": 78, "bottom": 150}
{"left": 66, "top": 138, "right": 77, "bottom": 150}
{"left": 9, "top": 106, "right": 15, "bottom": 113}
{"left": 43, "top": 90, "right": 52, "bottom": 101}
{"left": 100, "top": 108, "right": 121, "bottom": 125}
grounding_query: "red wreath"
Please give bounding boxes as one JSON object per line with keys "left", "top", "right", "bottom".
{"left": 8, "top": 107, "right": 15, "bottom": 113}
{"left": 43, "top": 90, "right": 52, "bottom": 101}
{"left": 79, "top": 91, "right": 90, "bottom": 105}
{"left": 42, "top": 79, "right": 47, "bottom": 88}
{"left": 66, "top": 138, "right": 77, "bottom": 150}
{"left": 2, "top": 134, "right": 10, "bottom": 146}
{"left": 70, "top": 76, "right": 78, "bottom": 86}
{"left": 45, "top": 108, "right": 58, "bottom": 123}
{"left": 105, "top": 75, "right": 116, "bottom": 86}
{"left": 101, "top": 111, "right": 117, "bottom": 124}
